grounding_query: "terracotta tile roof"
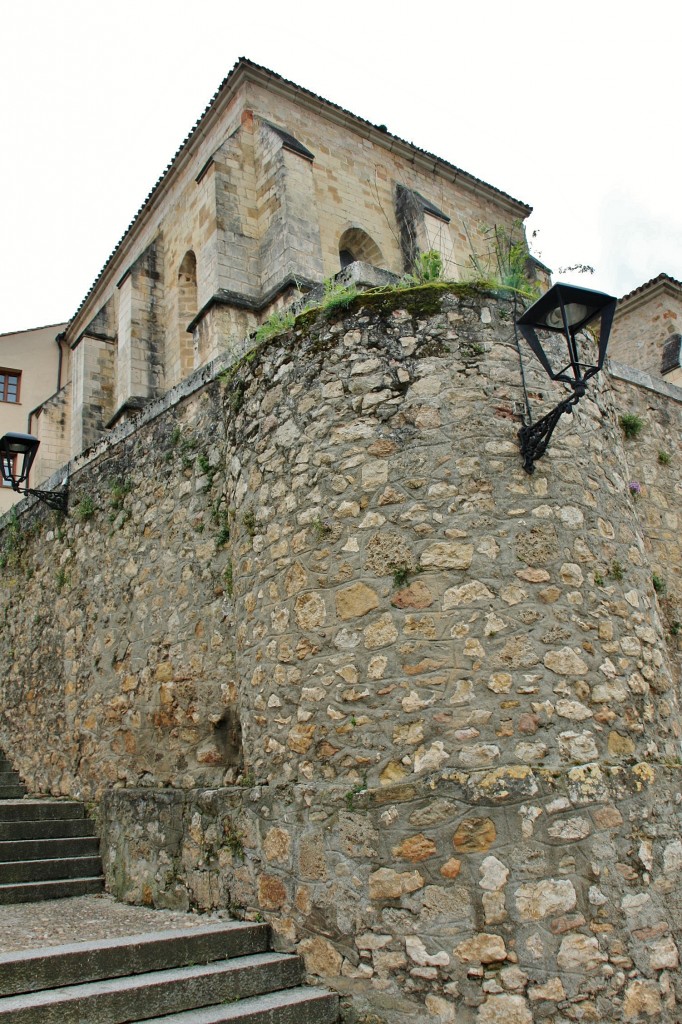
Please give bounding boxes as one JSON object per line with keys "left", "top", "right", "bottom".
{"left": 67, "top": 57, "right": 532, "bottom": 332}
{"left": 619, "top": 272, "right": 682, "bottom": 304}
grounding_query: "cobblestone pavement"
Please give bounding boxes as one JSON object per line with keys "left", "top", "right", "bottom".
{"left": 0, "top": 894, "right": 230, "bottom": 953}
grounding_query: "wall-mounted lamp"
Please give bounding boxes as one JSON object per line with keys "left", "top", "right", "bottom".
{"left": 0, "top": 433, "right": 69, "bottom": 513}
{"left": 516, "top": 283, "right": 617, "bottom": 473}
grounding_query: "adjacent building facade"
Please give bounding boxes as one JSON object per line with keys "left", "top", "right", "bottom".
{"left": 609, "top": 273, "right": 682, "bottom": 385}
{"left": 0, "top": 323, "right": 68, "bottom": 512}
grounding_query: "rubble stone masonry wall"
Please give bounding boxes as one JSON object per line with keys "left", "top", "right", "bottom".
{"left": 1, "top": 288, "right": 681, "bottom": 1024}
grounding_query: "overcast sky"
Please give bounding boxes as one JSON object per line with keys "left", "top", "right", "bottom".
{"left": 1, "top": 0, "right": 680, "bottom": 333}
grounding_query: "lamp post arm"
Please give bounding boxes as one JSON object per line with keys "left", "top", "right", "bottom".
{"left": 17, "top": 485, "right": 69, "bottom": 514}
{"left": 518, "top": 388, "right": 584, "bottom": 475}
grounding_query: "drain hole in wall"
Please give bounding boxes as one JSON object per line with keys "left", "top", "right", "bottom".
{"left": 213, "top": 706, "right": 244, "bottom": 769}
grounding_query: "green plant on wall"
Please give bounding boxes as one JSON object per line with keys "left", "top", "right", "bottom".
{"left": 109, "top": 478, "right": 132, "bottom": 511}
{"left": 464, "top": 221, "right": 540, "bottom": 300}
{"left": 619, "top": 413, "right": 644, "bottom": 440}
{"left": 224, "top": 560, "right": 234, "bottom": 598}
{"left": 213, "top": 502, "right": 231, "bottom": 548}
{"left": 223, "top": 816, "right": 245, "bottom": 860}
{"left": 311, "top": 515, "right": 333, "bottom": 540}
{"left": 389, "top": 562, "right": 422, "bottom": 589}
{"left": 652, "top": 574, "right": 666, "bottom": 595}
{"left": 321, "top": 277, "right": 358, "bottom": 314}
{"left": 75, "top": 496, "right": 95, "bottom": 522}
{"left": 242, "top": 508, "right": 258, "bottom": 538}
{"left": 609, "top": 560, "right": 624, "bottom": 582}
{"left": 411, "top": 250, "right": 444, "bottom": 283}
{"left": 254, "top": 309, "right": 295, "bottom": 344}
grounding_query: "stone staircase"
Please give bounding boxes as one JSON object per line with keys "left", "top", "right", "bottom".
{"left": 0, "top": 751, "right": 27, "bottom": 800}
{"left": 0, "top": 921, "right": 339, "bottom": 1023}
{"left": 0, "top": 749, "right": 104, "bottom": 903}
{"left": 0, "top": 749, "right": 338, "bottom": 1022}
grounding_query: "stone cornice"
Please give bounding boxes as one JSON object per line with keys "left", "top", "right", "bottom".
{"left": 608, "top": 359, "right": 682, "bottom": 403}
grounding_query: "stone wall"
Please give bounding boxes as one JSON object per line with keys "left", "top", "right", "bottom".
{"left": 609, "top": 363, "right": 682, "bottom": 654}
{"left": 2, "top": 287, "right": 681, "bottom": 1023}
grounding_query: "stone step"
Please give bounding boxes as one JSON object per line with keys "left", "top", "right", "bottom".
{"left": 0, "top": 772, "right": 23, "bottom": 786}
{"left": 0, "top": 923, "right": 271, "bottom": 997}
{"left": 0, "top": 801, "right": 85, "bottom": 823}
{"left": 0, "top": 836, "right": 100, "bottom": 862}
{"left": 134, "top": 986, "right": 339, "bottom": 1023}
{"left": 0, "top": 786, "right": 27, "bottom": 800}
{"left": 0, "top": 817, "right": 96, "bottom": 841}
{"left": 0, "top": 855, "right": 103, "bottom": 885}
{"left": 0, "top": 876, "right": 104, "bottom": 905}
{"left": 0, "top": 951, "right": 302, "bottom": 1024}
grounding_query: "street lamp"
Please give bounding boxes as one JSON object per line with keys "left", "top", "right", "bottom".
{"left": 0, "top": 433, "right": 69, "bottom": 513}
{"left": 516, "top": 283, "right": 617, "bottom": 473}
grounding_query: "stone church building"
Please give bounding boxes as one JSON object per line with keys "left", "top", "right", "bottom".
{"left": 32, "top": 58, "right": 531, "bottom": 482}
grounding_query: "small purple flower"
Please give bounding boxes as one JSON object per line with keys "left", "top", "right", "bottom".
{"left": 628, "top": 480, "right": 641, "bottom": 496}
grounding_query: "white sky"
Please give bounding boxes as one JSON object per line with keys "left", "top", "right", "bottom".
{"left": 1, "top": 0, "right": 680, "bottom": 333}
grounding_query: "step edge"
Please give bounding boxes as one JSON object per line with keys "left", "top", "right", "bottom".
{"left": 0, "top": 921, "right": 270, "bottom": 967}
{"left": 0, "top": 952, "right": 302, "bottom": 1010}
{"left": 133, "top": 986, "right": 339, "bottom": 1024}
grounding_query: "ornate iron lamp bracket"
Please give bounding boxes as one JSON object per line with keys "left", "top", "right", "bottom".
{"left": 20, "top": 485, "right": 69, "bottom": 514}
{"left": 518, "top": 386, "right": 584, "bottom": 474}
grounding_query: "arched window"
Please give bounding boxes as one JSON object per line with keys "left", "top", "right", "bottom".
{"left": 338, "top": 228, "right": 383, "bottom": 270}
{"left": 177, "top": 250, "right": 197, "bottom": 376}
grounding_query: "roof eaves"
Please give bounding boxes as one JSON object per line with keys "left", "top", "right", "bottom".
{"left": 0, "top": 322, "right": 68, "bottom": 340}
{"left": 619, "top": 272, "right": 682, "bottom": 305}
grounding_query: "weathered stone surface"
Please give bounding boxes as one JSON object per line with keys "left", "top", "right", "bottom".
{"left": 556, "top": 933, "right": 606, "bottom": 971}
{"left": 558, "top": 730, "right": 599, "bottom": 762}
{"left": 476, "top": 993, "right": 532, "bottom": 1024}
{"left": 263, "top": 827, "right": 291, "bottom": 863}
{"left": 258, "top": 873, "right": 287, "bottom": 910}
{"left": 391, "top": 580, "right": 434, "bottom": 609}
{"left": 406, "top": 935, "right": 450, "bottom": 967}
{"left": 392, "top": 833, "right": 437, "bottom": 862}
{"left": 453, "top": 818, "right": 496, "bottom": 853}
{"left": 363, "top": 613, "right": 398, "bottom": 649}
{"left": 649, "top": 935, "right": 679, "bottom": 969}
{"left": 623, "top": 980, "right": 662, "bottom": 1019}
{"left": 515, "top": 879, "right": 577, "bottom": 921}
{"left": 298, "top": 935, "right": 343, "bottom": 977}
{"left": 414, "top": 742, "right": 449, "bottom": 773}
{"left": 294, "top": 592, "right": 327, "bottom": 630}
{"left": 420, "top": 542, "right": 474, "bottom": 570}
{"left": 543, "top": 647, "right": 589, "bottom": 676}
{"left": 298, "top": 832, "right": 327, "bottom": 880}
{"left": 454, "top": 933, "right": 507, "bottom": 964}
{"left": 369, "top": 868, "right": 425, "bottom": 900}
{"left": 365, "top": 531, "right": 415, "bottom": 575}
{"left": 336, "top": 582, "right": 380, "bottom": 620}
{"left": 528, "top": 978, "right": 565, "bottom": 1002}
{"left": 443, "top": 581, "right": 494, "bottom": 608}
{"left": 479, "top": 856, "right": 509, "bottom": 891}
